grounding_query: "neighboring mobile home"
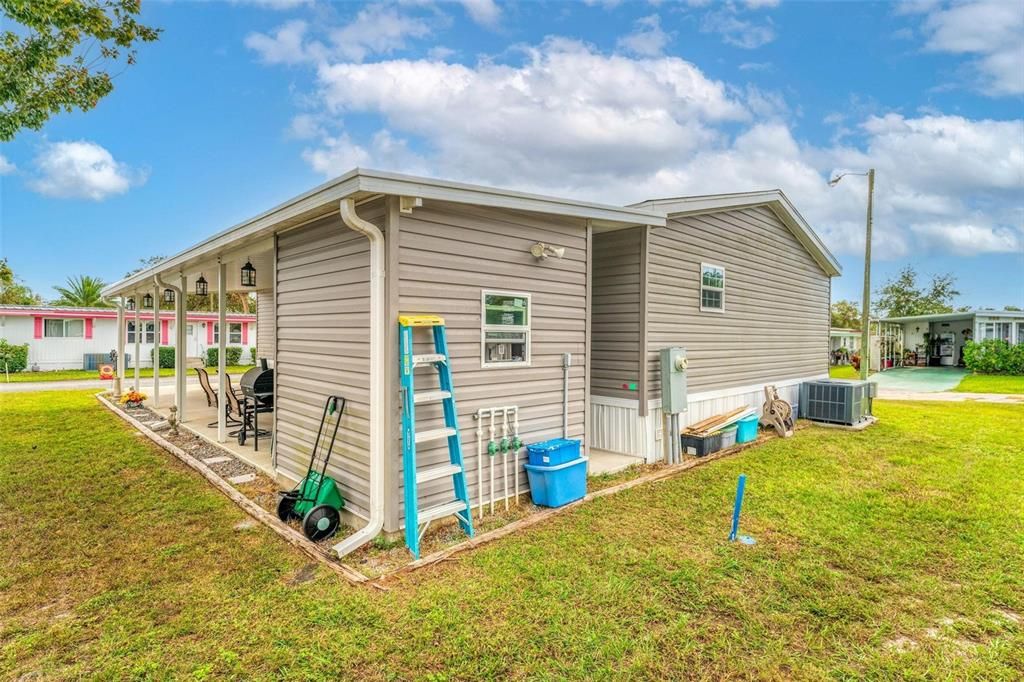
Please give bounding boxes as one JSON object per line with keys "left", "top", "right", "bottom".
{"left": 0, "top": 304, "right": 256, "bottom": 370}
{"left": 877, "top": 310, "right": 1024, "bottom": 367}
{"left": 101, "top": 169, "right": 838, "bottom": 556}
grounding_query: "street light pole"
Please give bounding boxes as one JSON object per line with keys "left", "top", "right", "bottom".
{"left": 860, "top": 168, "right": 875, "bottom": 381}
{"left": 829, "top": 167, "right": 876, "bottom": 381}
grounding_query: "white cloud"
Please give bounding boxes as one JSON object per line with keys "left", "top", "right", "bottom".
{"left": 28, "top": 141, "right": 146, "bottom": 201}
{"left": 738, "top": 61, "right": 772, "bottom": 71}
{"left": 259, "top": 33, "right": 1021, "bottom": 260}
{"left": 743, "top": 0, "right": 780, "bottom": 8}
{"left": 458, "top": 0, "right": 501, "bottom": 27}
{"left": 245, "top": 19, "right": 315, "bottom": 65}
{"left": 0, "top": 154, "right": 15, "bottom": 175}
{"left": 701, "top": 8, "right": 776, "bottom": 49}
{"left": 245, "top": 5, "right": 431, "bottom": 65}
{"left": 331, "top": 4, "right": 431, "bottom": 61}
{"left": 617, "top": 14, "right": 672, "bottom": 57}
{"left": 918, "top": 0, "right": 1024, "bottom": 96}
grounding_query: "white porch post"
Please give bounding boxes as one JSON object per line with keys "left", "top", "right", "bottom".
{"left": 115, "top": 300, "right": 125, "bottom": 398}
{"left": 133, "top": 294, "right": 141, "bottom": 389}
{"left": 177, "top": 273, "right": 187, "bottom": 422}
{"left": 217, "top": 260, "right": 227, "bottom": 443}
{"left": 152, "top": 281, "right": 161, "bottom": 408}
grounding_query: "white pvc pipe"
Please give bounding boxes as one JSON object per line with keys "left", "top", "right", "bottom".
{"left": 476, "top": 411, "right": 484, "bottom": 519}
{"left": 501, "top": 407, "right": 509, "bottom": 511}
{"left": 331, "top": 197, "right": 385, "bottom": 558}
{"left": 513, "top": 407, "right": 521, "bottom": 504}
{"left": 488, "top": 409, "right": 496, "bottom": 514}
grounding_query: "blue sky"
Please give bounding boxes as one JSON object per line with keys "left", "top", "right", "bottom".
{"left": 1, "top": 0, "right": 1022, "bottom": 308}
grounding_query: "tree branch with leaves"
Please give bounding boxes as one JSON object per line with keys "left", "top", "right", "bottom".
{"left": 0, "top": 0, "right": 160, "bottom": 141}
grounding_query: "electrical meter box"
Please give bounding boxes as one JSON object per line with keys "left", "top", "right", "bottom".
{"left": 659, "top": 347, "right": 688, "bottom": 414}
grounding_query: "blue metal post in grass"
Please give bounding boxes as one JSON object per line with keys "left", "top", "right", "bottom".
{"left": 729, "top": 474, "right": 756, "bottom": 545}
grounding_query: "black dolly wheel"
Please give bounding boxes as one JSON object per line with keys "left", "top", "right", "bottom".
{"left": 276, "top": 491, "right": 299, "bottom": 522}
{"left": 302, "top": 504, "right": 341, "bottom": 541}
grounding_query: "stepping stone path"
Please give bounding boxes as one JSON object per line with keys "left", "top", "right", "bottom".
{"left": 227, "top": 473, "right": 256, "bottom": 485}
{"left": 202, "top": 456, "right": 232, "bottom": 465}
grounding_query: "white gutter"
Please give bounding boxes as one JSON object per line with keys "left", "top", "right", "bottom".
{"left": 331, "top": 197, "right": 385, "bottom": 558}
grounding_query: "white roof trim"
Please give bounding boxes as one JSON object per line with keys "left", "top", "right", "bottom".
{"left": 630, "top": 190, "right": 842, "bottom": 278}
{"left": 103, "top": 168, "right": 666, "bottom": 297}
{"left": 881, "top": 310, "right": 1024, "bottom": 323}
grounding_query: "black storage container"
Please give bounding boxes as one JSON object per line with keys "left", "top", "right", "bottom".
{"left": 680, "top": 432, "right": 723, "bottom": 458}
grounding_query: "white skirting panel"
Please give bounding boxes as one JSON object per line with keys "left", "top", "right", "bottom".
{"left": 591, "top": 375, "right": 820, "bottom": 464}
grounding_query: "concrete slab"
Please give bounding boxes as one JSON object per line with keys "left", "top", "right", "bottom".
{"left": 227, "top": 473, "right": 256, "bottom": 485}
{"left": 202, "top": 456, "right": 232, "bottom": 465}
{"left": 871, "top": 367, "right": 966, "bottom": 393}
{"left": 588, "top": 449, "right": 644, "bottom": 476}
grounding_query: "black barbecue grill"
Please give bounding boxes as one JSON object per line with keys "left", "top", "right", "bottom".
{"left": 237, "top": 360, "right": 274, "bottom": 448}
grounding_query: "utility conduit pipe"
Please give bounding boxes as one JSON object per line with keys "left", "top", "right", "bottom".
{"left": 331, "top": 198, "right": 385, "bottom": 558}
{"left": 476, "top": 413, "right": 484, "bottom": 519}
{"left": 501, "top": 408, "right": 509, "bottom": 511}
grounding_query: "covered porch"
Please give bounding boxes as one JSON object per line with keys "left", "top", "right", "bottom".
{"left": 103, "top": 237, "right": 276, "bottom": 457}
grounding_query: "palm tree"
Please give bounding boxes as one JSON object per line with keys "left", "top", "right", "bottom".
{"left": 52, "top": 275, "right": 111, "bottom": 307}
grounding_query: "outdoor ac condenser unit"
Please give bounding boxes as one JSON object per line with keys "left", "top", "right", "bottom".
{"left": 799, "top": 379, "right": 876, "bottom": 426}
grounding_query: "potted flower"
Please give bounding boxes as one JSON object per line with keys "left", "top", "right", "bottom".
{"left": 119, "top": 389, "right": 147, "bottom": 409}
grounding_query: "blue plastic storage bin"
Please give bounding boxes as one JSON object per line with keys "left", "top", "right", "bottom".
{"left": 524, "top": 457, "right": 588, "bottom": 507}
{"left": 736, "top": 414, "right": 759, "bottom": 443}
{"left": 526, "top": 438, "right": 581, "bottom": 466}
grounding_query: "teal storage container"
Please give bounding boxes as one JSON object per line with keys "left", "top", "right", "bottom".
{"left": 526, "top": 438, "right": 580, "bottom": 466}
{"left": 736, "top": 414, "right": 759, "bottom": 443}
{"left": 524, "top": 457, "right": 588, "bottom": 507}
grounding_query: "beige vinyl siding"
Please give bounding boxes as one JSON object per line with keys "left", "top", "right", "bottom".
{"left": 397, "top": 200, "right": 589, "bottom": 519}
{"left": 274, "top": 199, "right": 384, "bottom": 520}
{"left": 591, "top": 226, "right": 642, "bottom": 400}
{"left": 255, "top": 291, "right": 274, "bottom": 363}
{"left": 646, "top": 205, "right": 830, "bottom": 396}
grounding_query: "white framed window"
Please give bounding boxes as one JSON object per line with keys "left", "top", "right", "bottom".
{"left": 481, "top": 290, "right": 530, "bottom": 368}
{"left": 213, "top": 322, "right": 242, "bottom": 344}
{"left": 127, "top": 321, "right": 155, "bottom": 344}
{"left": 186, "top": 324, "right": 195, "bottom": 335}
{"left": 44, "top": 318, "right": 84, "bottom": 338}
{"left": 700, "top": 263, "right": 725, "bottom": 312}
{"left": 1017, "top": 322, "right": 1024, "bottom": 345}
{"left": 979, "top": 322, "right": 1011, "bottom": 342}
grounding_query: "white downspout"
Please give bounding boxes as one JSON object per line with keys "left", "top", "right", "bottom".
{"left": 133, "top": 294, "right": 141, "bottom": 390}
{"left": 152, "top": 281, "right": 161, "bottom": 408}
{"left": 115, "top": 299, "right": 125, "bottom": 398}
{"left": 332, "top": 197, "right": 385, "bottom": 558}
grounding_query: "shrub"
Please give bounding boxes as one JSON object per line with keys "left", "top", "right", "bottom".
{"left": 249, "top": 346, "right": 257, "bottom": 365}
{"left": 963, "top": 340, "right": 1024, "bottom": 375}
{"left": 150, "top": 346, "right": 175, "bottom": 369}
{"left": 0, "top": 339, "right": 29, "bottom": 373}
{"left": 206, "top": 346, "right": 243, "bottom": 367}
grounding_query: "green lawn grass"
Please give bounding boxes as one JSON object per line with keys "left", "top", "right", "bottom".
{"left": 1, "top": 392, "right": 1021, "bottom": 679}
{"left": 829, "top": 364, "right": 862, "bottom": 379}
{"left": 3, "top": 365, "right": 254, "bottom": 383}
{"left": 954, "top": 373, "right": 1024, "bottom": 394}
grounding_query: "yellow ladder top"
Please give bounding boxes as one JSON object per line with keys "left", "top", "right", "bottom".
{"left": 398, "top": 314, "right": 445, "bottom": 327}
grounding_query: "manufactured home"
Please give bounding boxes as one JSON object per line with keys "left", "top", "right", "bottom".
{"left": 0, "top": 304, "right": 256, "bottom": 370}
{"left": 876, "top": 309, "right": 1024, "bottom": 368}
{"left": 101, "top": 169, "right": 839, "bottom": 556}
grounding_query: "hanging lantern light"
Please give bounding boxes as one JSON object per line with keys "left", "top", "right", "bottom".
{"left": 125, "top": 297, "right": 135, "bottom": 311}
{"left": 240, "top": 259, "right": 256, "bottom": 287}
{"left": 142, "top": 293, "right": 154, "bottom": 309}
{"left": 195, "top": 274, "right": 208, "bottom": 297}
{"left": 163, "top": 288, "right": 175, "bottom": 304}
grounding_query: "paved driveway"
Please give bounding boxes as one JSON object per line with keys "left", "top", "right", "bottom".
{"left": 871, "top": 367, "right": 967, "bottom": 393}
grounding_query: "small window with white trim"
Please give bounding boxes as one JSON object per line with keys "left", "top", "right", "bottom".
{"left": 481, "top": 291, "right": 530, "bottom": 367}
{"left": 44, "top": 318, "right": 84, "bottom": 338}
{"left": 126, "top": 321, "right": 155, "bottom": 344}
{"left": 700, "top": 263, "right": 725, "bottom": 312}
{"left": 213, "top": 322, "right": 242, "bottom": 344}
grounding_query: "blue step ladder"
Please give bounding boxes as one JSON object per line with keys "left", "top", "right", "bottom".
{"left": 399, "top": 314, "right": 474, "bottom": 558}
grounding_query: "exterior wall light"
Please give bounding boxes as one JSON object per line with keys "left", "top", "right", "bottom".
{"left": 163, "top": 288, "right": 175, "bottom": 304}
{"left": 196, "top": 274, "right": 208, "bottom": 297}
{"left": 142, "top": 293, "right": 154, "bottom": 309}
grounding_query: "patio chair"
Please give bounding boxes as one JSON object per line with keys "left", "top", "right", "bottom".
{"left": 196, "top": 367, "right": 244, "bottom": 428}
